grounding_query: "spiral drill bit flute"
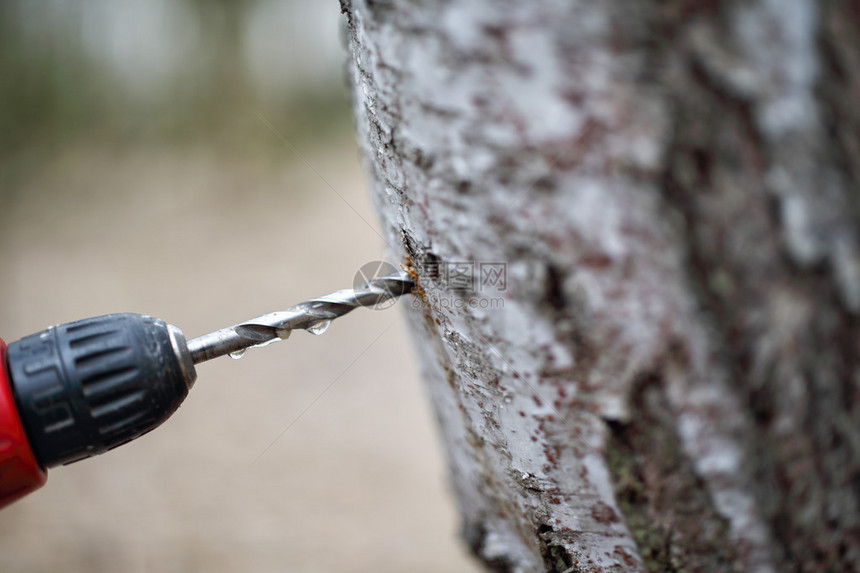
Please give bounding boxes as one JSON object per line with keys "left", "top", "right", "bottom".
{"left": 187, "top": 271, "right": 415, "bottom": 364}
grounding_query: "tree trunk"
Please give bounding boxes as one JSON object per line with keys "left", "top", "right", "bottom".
{"left": 341, "top": 1, "right": 860, "bottom": 571}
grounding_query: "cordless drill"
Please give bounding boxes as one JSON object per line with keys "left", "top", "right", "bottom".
{"left": 0, "top": 271, "right": 412, "bottom": 508}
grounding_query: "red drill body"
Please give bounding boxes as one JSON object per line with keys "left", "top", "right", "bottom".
{"left": 0, "top": 339, "right": 47, "bottom": 508}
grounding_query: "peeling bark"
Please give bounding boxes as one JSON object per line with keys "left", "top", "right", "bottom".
{"left": 342, "top": 1, "right": 860, "bottom": 571}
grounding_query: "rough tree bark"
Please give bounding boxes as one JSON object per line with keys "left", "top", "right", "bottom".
{"left": 341, "top": 1, "right": 860, "bottom": 571}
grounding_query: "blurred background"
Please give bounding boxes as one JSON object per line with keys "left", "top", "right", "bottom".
{"left": 0, "top": 2, "right": 479, "bottom": 571}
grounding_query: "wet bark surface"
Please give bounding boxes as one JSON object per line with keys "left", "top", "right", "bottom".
{"left": 342, "top": 1, "right": 860, "bottom": 570}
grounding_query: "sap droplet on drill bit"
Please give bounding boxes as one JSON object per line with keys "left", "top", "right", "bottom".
{"left": 254, "top": 337, "right": 280, "bottom": 349}
{"left": 229, "top": 348, "right": 247, "bottom": 360}
{"left": 306, "top": 319, "right": 332, "bottom": 336}
{"left": 276, "top": 328, "right": 292, "bottom": 340}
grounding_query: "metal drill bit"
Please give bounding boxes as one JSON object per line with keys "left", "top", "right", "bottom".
{"left": 186, "top": 272, "right": 414, "bottom": 364}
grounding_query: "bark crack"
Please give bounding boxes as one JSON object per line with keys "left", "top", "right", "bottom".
{"left": 606, "top": 375, "right": 739, "bottom": 572}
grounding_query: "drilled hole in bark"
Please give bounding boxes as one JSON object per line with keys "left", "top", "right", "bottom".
{"left": 749, "top": 383, "right": 775, "bottom": 425}
{"left": 423, "top": 251, "right": 441, "bottom": 280}
{"left": 545, "top": 264, "right": 566, "bottom": 312}
{"left": 691, "top": 148, "right": 712, "bottom": 185}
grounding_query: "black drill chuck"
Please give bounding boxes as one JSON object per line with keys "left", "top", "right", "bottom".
{"left": 6, "top": 313, "right": 197, "bottom": 468}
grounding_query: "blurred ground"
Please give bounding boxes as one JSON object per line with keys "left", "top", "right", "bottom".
{"left": 0, "top": 134, "right": 481, "bottom": 572}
